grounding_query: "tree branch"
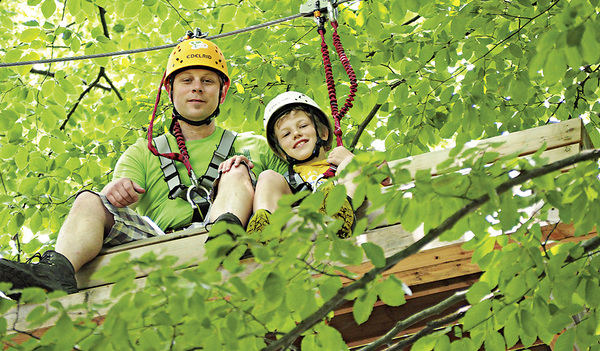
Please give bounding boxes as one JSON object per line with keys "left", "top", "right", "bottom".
{"left": 30, "top": 68, "right": 111, "bottom": 91}
{"left": 359, "top": 290, "right": 468, "bottom": 351}
{"left": 350, "top": 79, "right": 405, "bottom": 149}
{"left": 60, "top": 67, "right": 104, "bottom": 130}
{"left": 100, "top": 70, "right": 123, "bottom": 101}
{"left": 387, "top": 307, "right": 469, "bottom": 351}
{"left": 265, "top": 149, "right": 600, "bottom": 350}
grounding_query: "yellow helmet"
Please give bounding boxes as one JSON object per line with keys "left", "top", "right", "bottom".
{"left": 165, "top": 38, "right": 230, "bottom": 102}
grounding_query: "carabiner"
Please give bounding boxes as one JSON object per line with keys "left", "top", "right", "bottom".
{"left": 186, "top": 184, "right": 212, "bottom": 210}
{"left": 186, "top": 185, "right": 199, "bottom": 209}
{"left": 327, "top": 1, "right": 338, "bottom": 22}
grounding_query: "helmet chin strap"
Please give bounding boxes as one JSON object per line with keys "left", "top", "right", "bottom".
{"left": 169, "top": 86, "right": 223, "bottom": 133}
{"left": 285, "top": 137, "right": 325, "bottom": 166}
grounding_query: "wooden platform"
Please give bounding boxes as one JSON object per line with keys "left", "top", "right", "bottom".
{"left": 4, "top": 118, "right": 595, "bottom": 348}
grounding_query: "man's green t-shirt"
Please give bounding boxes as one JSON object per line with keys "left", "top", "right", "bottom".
{"left": 112, "top": 126, "right": 287, "bottom": 231}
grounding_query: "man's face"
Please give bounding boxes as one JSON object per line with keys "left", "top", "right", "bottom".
{"left": 275, "top": 110, "right": 325, "bottom": 161}
{"left": 168, "top": 68, "right": 221, "bottom": 123}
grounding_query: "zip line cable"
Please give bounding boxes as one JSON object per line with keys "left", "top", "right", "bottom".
{"left": 0, "top": 0, "right": 358, "bottom": 69}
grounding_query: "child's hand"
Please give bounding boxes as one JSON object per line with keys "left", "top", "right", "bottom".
{"left": 218, "top": 155, "right": 254, "bottom": 173}
{"left": 327, "top": 146, "right": 354, "bottom": 166}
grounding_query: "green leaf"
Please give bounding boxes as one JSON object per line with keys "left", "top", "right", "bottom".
{"left": 581, "top": 23, "right": 600, "bottom": 63}
{"left": 361, "top": 242, "right": 385, "bottom": 268}
{"left": 325, "top": 184, "right": 346, "bottom": 216}
{"left": 20, "top": 28, "right": 40, "bottom": 42}
{"left": 553, "top": 328, "right": 575, "bottom": 351}
{"left": 41, "top": 0, "right": 57, "bottom": 19}
{"left": 353, "top": 289, "right": 377, "bottom": 324}
{"left": 318, "top": 275, "right": 342, "bottom": 302}
{"left": 15, "top": 148, "right": 29, "bottom": 170}
{"left": 463, "top": 299, "right": 492, "bottom": 331}
{"left": 123, "top": 0, "right": 143, "bottom": 19}
{"left": 484, "top": 330, "right": 505, "bottom": 351}
{"left": 41, "top": 80, "right": 55, "bottom": 98}
{"left": 263, "top": 270, "right": 285, "bottom": 308}
{"left": 378, "top": 276, "right": 407, "bottom": 307}
{"left": 543, "top": 50, "right": 565, "bottom": 85}
{"left": 466, "top": 281, "right": 491, "bottom": 305}
{"left": 219, "top": 5, "right": 238, "bottom": 24}
{"left": 0, "top": 144, "right": 18, "bottom": 159}
{"left": 332, "top": 238, "right": 362, "bottom": 266}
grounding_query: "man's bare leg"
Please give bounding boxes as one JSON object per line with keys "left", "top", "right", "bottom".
{"left": 55, "top": 191, "right": 114, "bottom": 272}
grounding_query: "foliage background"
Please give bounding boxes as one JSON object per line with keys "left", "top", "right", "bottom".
{"left": 0, "top": 0, "right": 600, "bottom": 350}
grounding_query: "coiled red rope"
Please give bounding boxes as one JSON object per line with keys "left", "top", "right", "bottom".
{"left": 317, "top": 15, "right": 358, "bottom": 178}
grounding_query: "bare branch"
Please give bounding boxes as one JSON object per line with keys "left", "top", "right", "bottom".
{"left": 30, "top": 68, "right": 111, "bottom": 91}
{"left": 359, "top": 290, "right": 468, "bottom": 351}
{"left": 350, "top": 79, "right": 405, "bottom": 149}
{"left": 60, "top": 67, "right": 104, "bottom": 130}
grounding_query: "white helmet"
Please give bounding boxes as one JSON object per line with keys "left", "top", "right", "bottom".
{"left": 263, "top": 91, "right": 333, "bottom": 162}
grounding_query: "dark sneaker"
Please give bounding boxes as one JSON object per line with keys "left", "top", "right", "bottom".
{"left": 0, "top": 250, "right": 78, "bottom": 295}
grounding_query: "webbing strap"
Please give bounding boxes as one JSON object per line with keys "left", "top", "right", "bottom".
{"left": 198, "top": 130, "right": 237, "bottom": 189}
{"left": 155, "top": 135, "right": 188, "bottom": 199}
{"left": 154, "top": 130, "right": 237, "bottom": 202}
{"left": 285, "top": 170, "right": 313, "bottom": 194}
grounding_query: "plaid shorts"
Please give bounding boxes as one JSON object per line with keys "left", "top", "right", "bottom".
{"left": 80, "top": 191, "right": 162, "bottom": 247}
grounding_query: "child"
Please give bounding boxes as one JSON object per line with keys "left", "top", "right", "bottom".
{"left": 247, "top": 91, "right": 359, "bottom": 238}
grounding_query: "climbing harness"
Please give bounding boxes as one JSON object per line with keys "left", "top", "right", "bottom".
{"left": 154, "top": 129, "right": 237, "bottom": 216}
{"left": 305, "top": 0, "right": 359, "bottom": 178}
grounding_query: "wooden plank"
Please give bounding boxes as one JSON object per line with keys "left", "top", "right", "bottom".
{"left": 99, "top": 225, "right": 207, "bottom": 255}
{"left": 333, "top": 273, "right": 482, "bottom": 316}
{"left": 76, "top": 233, "right": 209, "bottom": 289}
{"left": 389, "top": 119, "right": 584, "bottom": 177}
{"left": 7, "top": 224, "right": 594, "bottom": 340}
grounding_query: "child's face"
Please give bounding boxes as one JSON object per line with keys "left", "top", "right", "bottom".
{"left": 275, "top": 110, "right": 324, "bottom": 161}
{"left": 167, "top": 68, "right": 221, "bottom": 123}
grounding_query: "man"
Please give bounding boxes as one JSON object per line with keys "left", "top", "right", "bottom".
{"left": 0, "top": 33, "right": 286, "bottom": 295}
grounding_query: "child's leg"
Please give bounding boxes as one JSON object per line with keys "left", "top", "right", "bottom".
{"left": 247, "top": 170, "right": 292, "bottom": 234}
{"left": 319, "top": 182, "right": 355, "bottom": 238}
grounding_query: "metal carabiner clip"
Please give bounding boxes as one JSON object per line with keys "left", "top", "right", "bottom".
{"left": 186, "top": 184, "right": 211, "bottom": 210}
{"left": 327, "top": 1, "right": 338, "bottom": 22}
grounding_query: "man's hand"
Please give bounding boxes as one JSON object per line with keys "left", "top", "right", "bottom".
{"left": 327, "top": 146, "right": 355, "bottom": 167}
{"left": 101, "top": 178, "right": 145, "bottom": 208}
{"left": 218, "top": 155, "right": 254, "bottom": 173}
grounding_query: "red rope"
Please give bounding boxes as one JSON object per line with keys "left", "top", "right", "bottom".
{"left": 147, "top": 73, "right": 195, "bottom": 177}
{"left": 317, "top": 17, "right": 358, "bottom": 179}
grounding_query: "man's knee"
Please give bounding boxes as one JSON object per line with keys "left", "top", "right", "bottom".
{"left": 73, "top": 191, "right": 103, "bottom": 208}
{"left": 72, "top": 191, "right": 115, "bottom": 228}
